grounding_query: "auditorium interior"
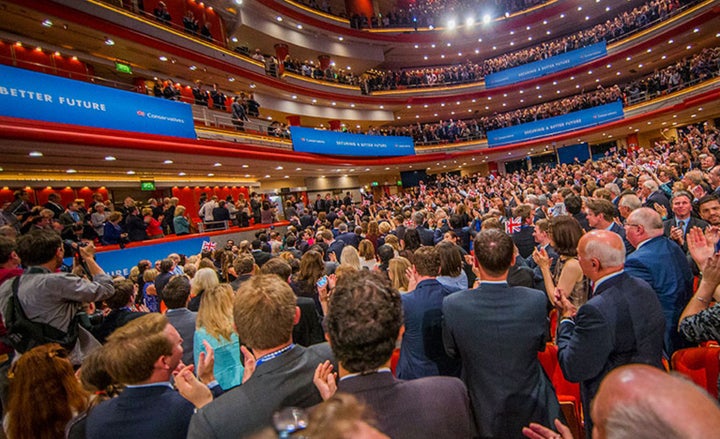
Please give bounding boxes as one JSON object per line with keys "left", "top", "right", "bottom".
{"left": 0, "top": 0, "right": 718, "bottom": 213}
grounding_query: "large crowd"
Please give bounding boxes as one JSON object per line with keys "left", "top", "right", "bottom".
{"left": 1, "top": 119, "right": 720, "bottom": 437}
{"left": 363, "top": 0, "right": 694, "bottom": 92}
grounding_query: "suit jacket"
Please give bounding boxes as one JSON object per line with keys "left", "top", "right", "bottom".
{"left": 416, "top": 225, "right": 436, "bottom": 246}
{"left": 86, "top": 384, "right": 195, "bottom": 439}
{"left": 326, "top": 239, "right": 345, "bottom": 261}
{"left": 443, "top": 283, "right": 561, "bottom": 439}
{"left": 397, "top": 279, "right": 460, "bottom": 379}
{"left": 512, "top": 225, "right": 536, "bottom": 259}
{"left": 608, "top": 222, "right": 635, "bottom": 255}
{"left": 338, "top": 371, "right": 475, "bottom": 438}
{"left": 335, "top": 231, "right": 359, "bottom": 248}
{"left": 187, "top": 343, "right": 333, "bottom": 439}
{"left": 662, "top": 216, "right": 708, "bottom": 252}
{"left": 251, "top": 250, "right": 273, "bottom": 267}
{"left": 525, "top": 244, "right": 559, "bottom": 293}
{"left": 294, "top": 296, "right": 325, "bottom": 347}
{"left": 624, "top": 236, "right": 694, "bottom": 355}
{"left": 166, "top": 307, "right": 197, "bottom": 366}
{"left": 644, "top": 190, "right": 671, "bottom": 214}
{"left": 556, "top": 272, "right": 665, "bottom": 437}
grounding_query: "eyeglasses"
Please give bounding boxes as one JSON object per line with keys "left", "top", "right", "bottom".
{"left": 624, "top": 223, "right": 640, "bottom": 229}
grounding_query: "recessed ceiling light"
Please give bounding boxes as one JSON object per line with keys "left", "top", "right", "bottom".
{"left": 126, "top": 170, "right": 135, "bottom": 175}
{"left": 291, "top": 95, "right": 297, "bottom": 99}
{"left": 207, "top": 173, "right": 214, "bottom": 177}
{"left": 213, "top": 162, "right": 222, "bottom": 167}
{"left": 159, "top": 56, "right": 168, "bottom": 61}
{"left": 297, "top": 24, "right": 303, "bottom": 29}
{"left": 66, "top": 169, "right": 77, "bottom": 173}
{"left": 296, "top": 167, "right": 302, "bottom": 171}
{"left": 228, "top": 77, "right": 235, "bottom": 82}
{"left": 242, "top": 164, "right": 249, "bottom": 168}
{"left": 105, "top": 156, "right": 116, "bottom": 161}
{"left": 164, "top": 160, "right": 173, "bottom": 164}
{"left": 264, "top": 175, "right": 271, "bottom": 178}
{"left": 178, "top": 172, "right": 186, "bottom": 176}
{"left": 29, "top": 151, "right": 43, "bottom": 157}
{"left": 42, "top": 19, "right": 53, "bottom": 27}
{"left": 276, "top": 16, "right": 282, "bottom": 21}
{"left": 338, "top": 36, "right": 343, "bottom": 41}
{"left": 104, "top": 38, "right": 115, "bottom": 46}
{"left": 189, "top": 65, "right": 197, "bottom": 71}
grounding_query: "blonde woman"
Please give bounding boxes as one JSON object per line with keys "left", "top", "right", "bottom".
{"left": 388, "top": 257, "right": 412, "bottom": 293}
{"left": 358, "top": 239, "right": 377, "bottom": 270}
{"left": 340, "top": 246, "right": 361, "bottom": 271}
{"left": 188, "top": 267, "right": 219, "bottom": 312}
{"left": 174, "top": 205, "right": 190, "bottom": 235}
{"left": 194, "top": 284, "right": 243, "bottom": 390}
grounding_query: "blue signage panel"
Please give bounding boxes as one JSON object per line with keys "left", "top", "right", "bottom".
{"left": 557, "top": 143, "right": 590, "bottom": 164}
{"left": 290, "top": 126, "right": 415, "bottom": 156}
{"left": 487, "top": 101, "right": 624, "bottom": 146}
{"left": 0, "top": 64, "right": 196, "bottom": 139}
{"left": 485, "top": 42, "right": 607, "bottom": 88}
{"left": 64, "top": 237, "right": 208, "bottom": 277}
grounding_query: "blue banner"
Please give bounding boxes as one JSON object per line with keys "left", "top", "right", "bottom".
{"left": 485, "top": 42, "right": 607, "bottom": 88}
{"left": 487, "top": 101, "right": 624, "bottom": 146}
{"left": 64, "top": 237, "right": 208, "bottom": 277}
{"left": 0, "top": 64, "right": 196, "bottom": 139}
{"left": 290, "top": 126, "right": 415, "bottom": 156}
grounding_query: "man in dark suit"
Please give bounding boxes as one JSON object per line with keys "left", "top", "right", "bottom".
{"left": 230, "top": 253, "right": 255, "bottom": 291}
{"left": 319, "top": 270, "right": 474, "bottom": 438}
{"left": 320, "top": 229, "right": 345, "bottom": 261}
{"left": 556, "top": 230, "right": 665, "bottom": 438}
{"left": 397, "top": 246, "right": 460, "bottom": 379}
{"left": 662, "top": 191, "right": 707, "bottom": 252}
{"left": 413, "top": 211, "right": 435, "bottom": 246}
{"left": 565, "top": 194, "right": 590, "bottom": 231}
{"left": 697, "top": 194, "right": 720, "bottom": 227}
{"left": 187, "top": 275, "right": 333, "bottom": 438}
{"left": 625, "top": 208, "right": 694, "bottom": 356}
{"left": 43, "top": 193, "right": 64, "bottom": 218}
{"left": 250, "top": 239, "right": 273, "bottom": 267}
{"left": 335, "top": 222, "right": 359, "bottom": 248}
{"left": 641, "top": 180, "right": 671, "bottom": 215}
{"left": 511, "top": 204, "right": 536, "bottom": 259}
{"left": 524, "top": 218, "right": 559, "bottom": 293}
{"left": 87, "top": 314, "right": 219, "bottom": 439}
{"left": 585, "top": 198, "right": 634, "bottom": 254}
{"left": 163, "top": 275, "right": 197, "bottom": 366}
{"left": 443, "top": 230, "right": 562, "bottom": 439}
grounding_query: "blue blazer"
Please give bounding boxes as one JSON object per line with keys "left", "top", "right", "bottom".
{"left": 86, "top": 385, "right": 195, "bottom": 439}
{"left": 397, "top": 279, "right": 460, "bottom": 379}
{"left": 556, "top": 272, "right": 665, "bottom": 437}
{"left": 609, "top": 222, "right": 635, "bottom": 255}
{"left": 624, "top": 236, "right": 693, "bottom": 355}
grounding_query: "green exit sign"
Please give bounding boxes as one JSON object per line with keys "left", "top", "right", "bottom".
{"left": 140, "top": 181, "right": 155, "bottom": 191}
{"left": 397, "top": 181, "right": 402, "bottom": 186}
{"left": 115, "top": 61, "right": 132, "bottom": 74}
{"left": 371, "top": 181, "right": 379, "bottom": 187}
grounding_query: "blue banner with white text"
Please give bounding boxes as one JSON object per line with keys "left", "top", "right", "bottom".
{"left": 0, "top": 64, "right": 196, "bottom": 139}
{"left": 485, "top": 42, "right": 607, "bottom": 88}
{"left": 290, "top": 126, "right": 415, "bottom": 156}
{"left": 487, "top": 101, "right": 624, "bottom": 146}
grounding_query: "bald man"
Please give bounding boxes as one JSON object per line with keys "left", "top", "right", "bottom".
{"left": 523, "top": 364, "right": 720, "bottom": 439}
{"left": 555, "top": 230, "right": 665, "bottom": 438}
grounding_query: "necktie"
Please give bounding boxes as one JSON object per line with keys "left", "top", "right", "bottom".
{"left": 677, "top": 220, "right": 685, "bottom": 230}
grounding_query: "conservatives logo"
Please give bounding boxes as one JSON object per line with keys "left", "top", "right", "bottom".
{"left": 136, "top": 110, "right": 146, "bottom": 117}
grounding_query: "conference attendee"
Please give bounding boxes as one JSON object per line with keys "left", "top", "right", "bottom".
{"left": 101, "top": 212, "right": 128, "bottom": 246}
{"left": 319, "top": 270, "right": 474, "bottom": 438}
{"left": 0, "top": 230, "right": 114, "bottom": 363}
{"left": 413, "top": 211, "right": 435, "bottom": 246}
{"left": 663, "top": 190, "right": 707, "bottom": 251}
{"left": 556, "top": 230, "right": 665, "bottom": 438}
{"left": 617, "top": 193, "right": 642, "bottom": 221}
{"left": 86, "top": 314, "right": 217, "bottom": 439}
{"left": 624, "top": 208, "right": 693, "bottom": 355}
{"left": 43, "top": 193, "right": 65, "bottom": 218}
{"left": 585, "top": 198, "right": 634, "bottom": 254}
{"left": 522, "top": 365, "right": 720, "bottom": 439}
{"left": 696, "top": 194, "right": 720, "bottom": 227}
{"left": 188, "top": 267, "right": 220, "bottom": 312}
{"left": 250, "top": 239, "right": 273, "bottom": 267}
{"left": 511, "top": 204, "right": 536, "bottom": 259}
{"left": 320, "top": 229, "right": 345, "bottom": 262}
{"left": 335, "top": 222, "right": 359, "bottom": 248}
{"left": 125, "top": 206, "right": 148, "bottom": 242}
{"left": 230, "top": 253, "right": 255, "bottom": 291}
{"left": 640, "top": 179, "right": 671, "bottom": 214}
{"left": 163, "top": 275, "right": 196, "bottom": 366}
{"left": 187, "top": 275, "right": 333, "bottom": 438}
{"left": 443, "top": 229, "right": 562, "bottom": 439}
{"left": 91, "top": 279, "right": 147, "bottom": 344}
{"left": 564, "top": 195, "right": 590, "bottom": 231}
{"left": 397, "top": 246, "right": 459, "bottom": 379}
{"left": 523, "top": 218, "right": 559, "bottom": 292}
{"left": 173, "top": 205, "right": 191, "bottom": 235}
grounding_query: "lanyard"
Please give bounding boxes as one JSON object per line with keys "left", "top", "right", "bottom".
{"left": 254, "top": 344, "right": 295, "bottom": 368}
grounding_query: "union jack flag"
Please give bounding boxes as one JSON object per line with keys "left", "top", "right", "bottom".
{"left": 505, "top": 217, "right": 522, "bottom": 235}
{"left": 202, "top": 241, "right": 216, "bottom": 252}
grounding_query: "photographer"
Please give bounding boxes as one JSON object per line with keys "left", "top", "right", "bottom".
{"left": 0, "top": 230, "right": 114, "bottom": 363}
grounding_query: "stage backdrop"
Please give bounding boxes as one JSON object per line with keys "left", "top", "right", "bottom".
{"left": 0, "top": 64, "right": 196, "bottom": 139}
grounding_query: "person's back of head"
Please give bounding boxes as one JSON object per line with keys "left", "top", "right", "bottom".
{"left": 473, "top": 229, "right": 514, "bottom": 277}
{"left": 16, "top": 229, "right": 62, "bottom": 267}
{"left": 163, "top": 275, "right": 191, "bottom": 309}
{"left": 103, "top": 313, "right": 172, "bottom": 385}
{"left": 159, "top": 258, "right": 174, "bottom": 274}
{"left": 377, "top": 245, "right": 394, "bottom": 266}
{"left": 326, "top": 270, "right": 401, "bottom": 373}
{"left": 234, "top": 274, "right": 297, "bottom": 351}
{"left": 564, "top": 194, "right": 583, "bottom": 215}
{"left": 233, "top": 253, "right": 255, "bottom": 276}
{"left": 106, "top": 279, "right": 135, "bottom": 310}
{"left": 0, "top": 235, "right": 17, "bottom": 266}
{"left": 251, "top": 239, "right": 263, "bottom": 250}
{"left": 259, "top": 258, "right": 292, "bottom": 282}
{"left": 413, "top": 246, "right": 440, "bottom": 277}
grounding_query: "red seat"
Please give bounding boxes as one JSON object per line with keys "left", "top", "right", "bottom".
{"left": 672, "top": 346, "right": 720, "bottom": 399}
{"left": 538, "top": 343, "right": 584, "bottom": 439}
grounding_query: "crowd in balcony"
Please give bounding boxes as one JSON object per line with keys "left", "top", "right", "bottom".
{"left": 363, "top": 0, "right": 694, "bottom": 92}
{"left": 282, "top": 58, "right": 360, "bottom": 86}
